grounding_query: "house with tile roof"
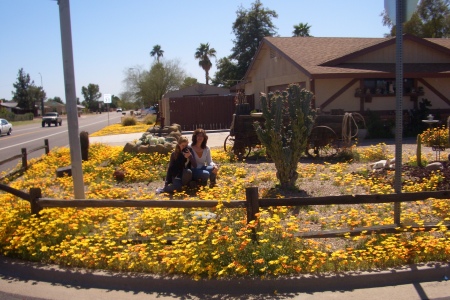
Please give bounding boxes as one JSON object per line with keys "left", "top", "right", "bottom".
{"left": 242, "top": 34, "right": 450, "bottom": 117}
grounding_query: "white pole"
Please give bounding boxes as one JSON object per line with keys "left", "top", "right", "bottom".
{"left": 57, "top": 0, "right": 85, "bottom": 199}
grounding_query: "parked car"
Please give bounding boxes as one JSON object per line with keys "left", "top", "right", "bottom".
{"left": 116, "top": 108, "right": 122, "bottom": 112}
{"left": 42, "top": 112, "right": 63, "bottom": 127}
{"left": 0, "top": 118, "right": 12, "bottom": 136}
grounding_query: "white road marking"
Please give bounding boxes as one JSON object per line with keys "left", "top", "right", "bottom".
{"left": 0, "top": 118, "right": 111, "bottom": 151}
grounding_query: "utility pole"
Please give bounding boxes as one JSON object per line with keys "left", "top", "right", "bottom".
{"left": 57, "top": 0, "right": 85, "bottom": 199}
{"left": 38, "top": 72, "right": 44, "bottom": 116}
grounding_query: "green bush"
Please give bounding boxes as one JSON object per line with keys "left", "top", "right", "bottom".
{"left": 142, "top": 114, "right": 156, "bottom": 125}
{"left": 122, "top": 117, "right": 137, "bottom": 126}
{"left": 0, "top": 109, "right": 33, "bottom": 122}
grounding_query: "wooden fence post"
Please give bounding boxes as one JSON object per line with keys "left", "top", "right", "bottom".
{"left": 21, "top": 148, "right": 27, "bottom": 170}
{"left": 44, "top": 139, "right": 49, "bottom": 155}
{"left": 245, "top": 187, "right": 259, "bottom": 224}
{"left": 29, "top": 188, "right": 42, "bottom": 216}
{"left": 246, "top": 187, "right": 259, "bottom": 242}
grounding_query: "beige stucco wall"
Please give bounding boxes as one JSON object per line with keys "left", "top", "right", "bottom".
{"left": 246, "top": 44, "right": 310, "bottom": 109}
{"left": 314, "top": 78, "right": 360, "bottom": 112}
{"left": 348, "top": 40, "right": 450, "bottom": 63}
{"left": 421, "top": 78, "right": 450, "bottom": 109}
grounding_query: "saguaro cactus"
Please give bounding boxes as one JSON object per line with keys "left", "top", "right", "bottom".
{"left": 254, "top": 84, "right": 316, "bottom": 189}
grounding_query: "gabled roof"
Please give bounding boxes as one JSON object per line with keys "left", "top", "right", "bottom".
{"left": 0, "top": 101, "right": 18, "bottom": 108}
{"left": 246, "top": 34, "right": 450, "bottom": 79}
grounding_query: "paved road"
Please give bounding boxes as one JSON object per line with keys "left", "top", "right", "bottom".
{"left": 0, "top": 256, "right": 449, "bottom": 300}
{"left": 0, "top": 112, "right": 123, "bottom": 173}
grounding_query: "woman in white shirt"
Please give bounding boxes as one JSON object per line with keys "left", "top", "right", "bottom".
{"left": 190, "top": 128, "right": 218, "bottom": 187}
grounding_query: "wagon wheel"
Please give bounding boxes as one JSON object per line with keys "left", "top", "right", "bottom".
{"left": 223, "top": 135, "right": 251, "bottom": 160}
{"left": 306, "top": 126, "right": 339, "bottom": 158}
{"left": 224, "top": 134, "right": 234, "bottom": 152}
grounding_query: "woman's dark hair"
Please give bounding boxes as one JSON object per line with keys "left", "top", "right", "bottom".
{"left": 192, "top": 128, "right": 208, "bottom": 149}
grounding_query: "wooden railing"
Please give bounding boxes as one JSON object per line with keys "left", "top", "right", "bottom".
{"left": 0, "top": 139, "right": 49, "bottom": 181}
{"left": 0, "top": 184, "right": 449, "bottom": 241}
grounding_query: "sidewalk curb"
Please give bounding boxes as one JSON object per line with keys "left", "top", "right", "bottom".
{"left": 0, "top": 256, "right": 448, "bottom": 296}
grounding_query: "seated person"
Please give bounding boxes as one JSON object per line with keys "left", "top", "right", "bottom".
{"left": 190, "top": 129, "right": 218, "bottom": 187}
{"left": 156, "top": 137, "right": 196, "bottom": 194}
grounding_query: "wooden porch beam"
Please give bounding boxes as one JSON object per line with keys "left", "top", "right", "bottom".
{"left": 320, "top": 78, "right": 359, "bottom": 110}
{"left": 418, "top": 78, "right": 450, "bottom": 106}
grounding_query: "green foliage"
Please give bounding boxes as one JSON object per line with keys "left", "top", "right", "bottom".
{"left": 382, "top": 0, "right": 450, "bottom": 37}
{"left": 405, "top": 98, "right": 432, "bottom": 137}
{"left": 335, "top": 147, "right": 360, "bottom": 162}
{"left": 211, "top": 57, "right": 239, "bottom": 88}
{"left": 365, "top": 110, "right": 394, "bottom": 139}
{"left": 180, "top": 77, "right": 198, "bottom": 89}
{"left": 142, "top": 114, "right": 156, "bottom": 125}
{"left": 150, "top": 44, "right": 164, "bottom": 62}
{"left": 81, "top": 83, "right": 102, "bottom": 112}
{"left": 292, "top": 22, "right": 312, "bottom": 37}
{"left": 195, "top": 43, "right": 216, "bottom": 85}
{"left": 137, "top": 60, "right": 186, "bottom": 107}
{"left": 122, "top": 117, "right": 137, "bottom": 126}
{"left": 229, "top": 0, "right": 278, "bottom": 80}
{"left": 12, "top": 68, "right": 43, "bottom": 111}
{"left": 254, "top": 84, "right": 315, "bottom": 188}
{"left": 0, "top": 108, "right": 33, "bottom": 122}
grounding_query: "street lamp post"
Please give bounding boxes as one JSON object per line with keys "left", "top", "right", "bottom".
{"left": 38, "top": 72, "right": 44, "bottom": 116}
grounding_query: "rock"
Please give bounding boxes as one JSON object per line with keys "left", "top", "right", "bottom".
{"left": 425, "top": 162, "right": 443, "bottom": 171}
{"left": 370, "top": 158, "right": 395, "bottom": 171}
{"left": 123, "top": 142, "right": 136, "bottom": 153}
{"left": 138, "top": 145, "right": 149, "bottom": 154}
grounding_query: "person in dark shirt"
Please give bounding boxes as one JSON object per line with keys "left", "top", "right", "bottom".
{"left": 156, "top": 136, "right": 196, "bottom": 194}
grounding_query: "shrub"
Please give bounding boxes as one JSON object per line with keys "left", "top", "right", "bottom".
{"left": 142, "top": 114, "right": 156, "bottom": 125}
{"left": 122, "top": 117, "right": 137, "bottom": 126}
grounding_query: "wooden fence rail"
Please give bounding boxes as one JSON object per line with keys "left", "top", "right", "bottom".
{"left": 0, "top": 139, "right": 49, "bottom": 181}
{"left": 0, "top": 184, "right": 449, "bottom": 241}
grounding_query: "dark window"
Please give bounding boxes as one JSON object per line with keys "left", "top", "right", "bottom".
{"left": 363, "top": 78, "right": 414, "bottom": 95}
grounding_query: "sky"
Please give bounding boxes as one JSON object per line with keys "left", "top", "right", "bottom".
{"left": 0, "top": 0, "right": 390, "bottom": 102}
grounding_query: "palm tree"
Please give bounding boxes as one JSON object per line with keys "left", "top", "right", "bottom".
{"left": 150, "top": 45, "right": 164, "bottom": 62}
{"left": 292, "top": 22, "right": 312, "bottom": 37}
{"left": 194, "top": 43, "right": 216, "bottom": 85}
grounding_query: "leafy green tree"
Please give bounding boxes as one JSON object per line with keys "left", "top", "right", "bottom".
{"left": 111, "top": 95, "right": 120, "bottom": 109}
{"left": 12, "top": 68, "right": 35, "bottom": 110}
{"left": 292, "top": 22, "right": 312, "bottom": 37}
{"left": 230, "top": 0, "right": 278, "bottom": 80}
{"left": 138, "top": 60, "right": 186, "bottom": 106}
{"left": 195, "top": 43, "right": 216, "bottom": 85}
{"left": 211, "top": 57, "right": 239, "bottom": 88}
{"left": 28, "top": 85, "right": 46, "bottom": 112}
{"left": 150, "top": 44, "right": 164, "bottom": 62}
{"left": 254, "top": 84, "right": 316, "bottom": 189}
{"left": 382, "top": 0, "right": 450, "bottom": 37}
{"left": 81, "top": 83, "right": 102, "bottom": 112}
{"left": 180, "top": 77, "right": 198, "bottom": 89}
